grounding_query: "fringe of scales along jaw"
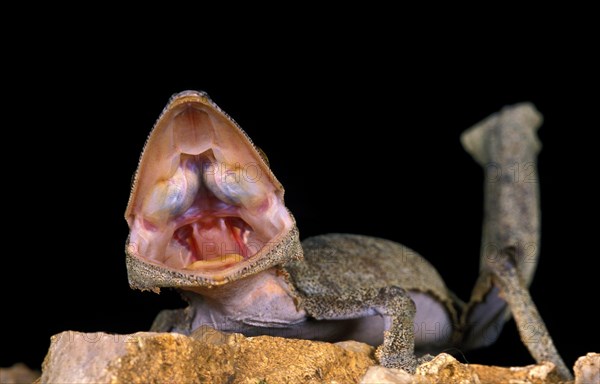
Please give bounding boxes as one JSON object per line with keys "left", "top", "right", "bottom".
{"left": 125, "top": 91, "right": 302, "bottom": 291}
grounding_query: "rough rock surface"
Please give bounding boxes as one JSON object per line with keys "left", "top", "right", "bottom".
{"left": 361, "top": 365, "right": 413, "bottom": 383}
{"left": 41, "top": 327, "right": 375, "bottom": 383}
{"left": 39, "top": 328, "right": 596, "bottom": 383}
{"left": 0, "top": 363, "right": 40, "bottom": 384}
{"left": 362, "top": 353, "right": 564, "bottom": 384}
{"left": 574, "top": 353, "right": 599, "bottom": 384}
{"left": 420, "top": 353, "right": 562, "bottom": 384}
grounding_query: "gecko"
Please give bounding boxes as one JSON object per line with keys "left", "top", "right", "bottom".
{"left": 124, "top": 90, "right": 571, "bottom": 378}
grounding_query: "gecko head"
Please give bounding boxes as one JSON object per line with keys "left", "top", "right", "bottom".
{"left": 125, "top": 91, "right": 302, "bottom": 291}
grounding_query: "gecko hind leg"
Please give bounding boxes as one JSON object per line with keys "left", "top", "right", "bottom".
{"left": 489, "top": 248, "right": 573, "bottom": 380}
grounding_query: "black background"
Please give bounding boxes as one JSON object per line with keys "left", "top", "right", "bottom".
{"left": 1, "top": 44, "right": 597, "bottom": 373}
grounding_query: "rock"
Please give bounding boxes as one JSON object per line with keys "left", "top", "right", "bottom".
{"left": 37, "top": 329, "right": 597, "bottom": 384}
{"left": 468, "top": 361, "right": 561, "bottom": 384}
{"left": 0, "top": 363, "right": 40, "bottom": 384}
{"left": 361, "top": 353, "right": 565, "bottom": 384}
{"left": 335, "top": 340, "right": 375, "bottom": 356}
{"left": 360, "top": 366, "right": 413, "bottom": 384}
{"left": 415, "top": 353, "right": 478, "bottom": 383}
{"left": 416, "top": 353, "right": 563, "bottom": 383}
{"left": 574, "top": 353, "right": 599, "bottom": 384}
{"left": 41, "top": 329, "right": 375, "bottom": 383}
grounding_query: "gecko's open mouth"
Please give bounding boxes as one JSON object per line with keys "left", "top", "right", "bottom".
{"left": 125, "top": 91, "right": 295, "bottom": 279}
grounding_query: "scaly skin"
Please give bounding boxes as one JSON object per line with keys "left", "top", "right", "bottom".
{"left": 125, "top": 92, "right": 570, "bottom": 378}
{"left": 461, "top": 103, "right": 572, "bottom": 379}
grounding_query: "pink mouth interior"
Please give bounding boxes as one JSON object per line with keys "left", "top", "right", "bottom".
{"left": 165, "top": 154, "right": 254, "bottom": 263}
{"left": 128, "top": 105, "right": 293, "bottom": 273}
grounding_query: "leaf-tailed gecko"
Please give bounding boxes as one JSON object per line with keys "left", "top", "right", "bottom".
{"left": 124, "top": 91, "right": 571, "bottom": 378}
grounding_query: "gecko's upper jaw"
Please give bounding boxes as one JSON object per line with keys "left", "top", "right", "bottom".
{"left": 125, "top": 91, "right": 298, "bottom": 287}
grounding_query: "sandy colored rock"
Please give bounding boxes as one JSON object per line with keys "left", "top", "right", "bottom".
{"left": 366, "top": 353, "right": 565, "bottom": 384}
{"left": 468, "top": 361, "right": 562, "bottom": 384}
{"left": 335, "top": 340, "right": 376, "bottom": 356}
{"left": 360, "top": 365, "right": 413, "bottom": 384}
{"left": 574, "top": 352, "right": 599, "bottom": 384}
{"left": 416, "top": 353, "right": 562, "bottom": 384}
{"left": 0, "top": 363, "right": 40, "bottom": 384}
{"left": 38, "top": 328, "right": 595, "bottom": 384}
{"left": 415, "top": 353, "right": 478, "bottom": 383}
{"left": 41, "top": 329, "right": 375, "bottom": 384}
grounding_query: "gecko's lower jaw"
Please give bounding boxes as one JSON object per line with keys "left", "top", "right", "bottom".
{"left": 125, "top": 91, "right": 300, "bottom": 288}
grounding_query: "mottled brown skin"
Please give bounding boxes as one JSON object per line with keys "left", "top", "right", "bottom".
{"left": 125, "top": 93, "right": 570, "bottom": 378}
{"left": 286, "top": 234, "right": 458, "bottom": 368}
{"left": 459, "top": 104, "right": 543, "bottom": 349}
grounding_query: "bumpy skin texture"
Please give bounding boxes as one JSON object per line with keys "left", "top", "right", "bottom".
{"left": 287, "top": 234, "right": 454, "bottom": 308}
{"left": 460, "top": 103, "right": 571, "bottom": 380}
{"left": 459, "top": 104, "right": 543, "bottom": 349}
{"left": 461, "top": 103, "right": 541, "bottom": 305}
{"left": 285, "top": 234, "right": 458, "bottom": 370}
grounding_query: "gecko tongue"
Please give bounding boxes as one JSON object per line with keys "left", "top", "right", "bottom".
{"left": 172, "top": 214, "right": 252, "bottom": 264}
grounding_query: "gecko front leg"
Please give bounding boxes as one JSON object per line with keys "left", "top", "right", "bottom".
{"left": 286, "top": 234, "right": 457, "bottom": 373}
{"left": 301, "top": 285, "right": 418, "bottom": 371}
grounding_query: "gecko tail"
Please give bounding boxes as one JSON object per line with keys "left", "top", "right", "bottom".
{"left": 460, "top": 102, "right": 542, "bottom": 166}
{"left": 458, "top": 102, "right": 543, "bottom": 350}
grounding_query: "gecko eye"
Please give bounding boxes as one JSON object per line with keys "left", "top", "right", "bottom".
{"left": 142, "top": 160, "right": 199, "bottom": 224}
{"left": 202, "top": 160, "right": 263, "bottom": 207}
